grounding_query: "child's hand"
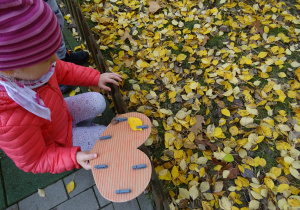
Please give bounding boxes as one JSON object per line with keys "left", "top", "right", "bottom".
{"left": 98, "top": 73, "right": 122, "bottom": 91}
{"left": 76, "top": 151, "right": 97, "bottom": 170}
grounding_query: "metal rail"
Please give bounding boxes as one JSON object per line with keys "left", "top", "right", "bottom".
{"left": 63, "top": 0, "right": 128, "bottom": 114}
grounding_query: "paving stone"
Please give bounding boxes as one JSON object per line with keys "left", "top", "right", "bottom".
{"left": 93, "top": 186, "right": 111, "bottom": 207}
{"left": 101, "top": 203, "right": 114, "bottom": 210}
{"left": 52, "top": 188, "right": 99, "bottom": 210}
{"left": 2, "top": 157, "right": 74, "bottom": 206}
{"left": 137, "top": 193, "right": 154, "bottom": 210}
{"left": 63, "top": 169, "right": 95, "bottom": 198}
{"left": 5, "top": 204, "right": 18, "bottom": 210}
{"left": 18, "top": 180, "right": 68, "bottom": 210}
{"left": 113, "top": 199, "right": 140, "bottom": 210}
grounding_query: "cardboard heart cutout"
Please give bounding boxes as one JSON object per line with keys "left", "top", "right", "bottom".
{"left": 90, "top": 112, "right": 152, "bottom": 202}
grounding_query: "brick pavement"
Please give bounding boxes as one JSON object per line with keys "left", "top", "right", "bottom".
{"left": 5, "top": 169, "right": 154, "bottom": 210}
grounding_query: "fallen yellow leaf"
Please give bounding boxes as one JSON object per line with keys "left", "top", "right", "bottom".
{"left": 176, "top": 54, "right": 187, "bottom": 62}
{"left": 258, "top": 52, "right": 268, "bottom": 58}
{"left": 264, "top": 177, "right": 274, "bottom": 189}
{"left": 128, "top": 117, "right": 143, "bottom": 131}
{"left": 221, "top": 108, "right": 231, "bottom": 117}
{"left": 66, "top": 180, "right": 75, "bottom": 194}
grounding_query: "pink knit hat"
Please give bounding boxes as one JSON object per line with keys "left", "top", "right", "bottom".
{"left": 0, "top": 0, "right": 62, "bottom": 71}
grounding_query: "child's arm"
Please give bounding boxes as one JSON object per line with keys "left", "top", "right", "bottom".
{"left": 0, "top": 125, "right": 81, "bottom": 174}
{"left": 55, "top": 59, "right": 100, "bottom": 87}
{"left": 55, "top": 60, "right": 122, "bottom": 89}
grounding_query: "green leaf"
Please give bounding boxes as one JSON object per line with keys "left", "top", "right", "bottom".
{"left": 223, "top": 154, "right": 234, "bottom": 162}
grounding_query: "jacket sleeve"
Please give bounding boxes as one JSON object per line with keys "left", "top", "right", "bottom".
{"left": 55, "top": 59, "right": 100, "bottom": 87}
{"left": 0, "top": 125, "right": 81, "bottom": 174}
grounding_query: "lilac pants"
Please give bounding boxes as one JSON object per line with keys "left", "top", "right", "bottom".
{"left": 64, "top": 92, "right": 107, "bottom": 151}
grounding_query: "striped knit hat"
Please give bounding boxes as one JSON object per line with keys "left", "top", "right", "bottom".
{"left": 0, "top": 0, "right": 62, "bottom": 71}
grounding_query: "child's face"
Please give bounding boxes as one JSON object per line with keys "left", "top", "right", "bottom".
{"left": 2, "top": 54, "right": 58, "bottom": 80}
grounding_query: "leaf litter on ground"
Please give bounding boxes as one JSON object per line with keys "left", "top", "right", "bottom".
{"left": 72, "top": 0, "right": 300, "bottom": 209}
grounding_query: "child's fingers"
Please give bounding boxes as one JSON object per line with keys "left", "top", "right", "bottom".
{"left": 82, "top": 153, "right": 97, "bottom": 170}
{"left": 82, "top": 161, "right": 91, "bottom": 170}
{"left": 99, "top": 85, "right": 111, "bottom": 91}
{"left": 86, "top": 153, "right": 97, "bottom": 160}
{"left": 104, "top": 86, "right": 111, "bottom": 91}
{"left": 109, "top": 74, "right": 122, "bottom": 81}
{"left": 98, "top": 73, "right": 122, "bottom": 91}
{"left": 107, "top": 78, "right": 120, "bottom": 86}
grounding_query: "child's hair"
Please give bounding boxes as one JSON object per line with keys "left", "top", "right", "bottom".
{"left": 0, "top": 0, "right": 62, "bottom": 71}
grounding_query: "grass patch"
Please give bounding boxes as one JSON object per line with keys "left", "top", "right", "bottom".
{"left": 87, "top": 19, "right": 97, "bottom": 30}
{"left": 253, "top": 142, "right": 279, "bottom": 173}
{"left": 150, "top": 121, "right": 166, "bottom": 162}
{"left": 272, "top": 99, "right": 292, "bottom": 115}
{"left": 290, "top": 179, "right": 300, "bottom": 189}
{"left": 234, "top": 52, "right": 244, "bottom": 63}
{"left": 255, "top": 46, "right": 267, "bottom": 53}
{"left": 171, "top": 42, "right": 185, "bottom": 55}
{"left": 256, "top": 107, "right": 269, "bottom": 122}
{"left": 269, "top": 65, "right": 292, "bottom": 84}
{"left": 140, "top": 83, "right": 154, "bottom": 92}
{"left": 123, "top": 79, "right": 133, "bottom": 90}
{"left": 290, "top": 52, "right": 300, "bottom": 62}
{"left": 206, "top": 34, "right": 228, "bottom": 49}
{"left": 250, "top": 75, "right": 268, "bottom": 88}
{"left": 160, "top": 101, "right": 184, "bottom": 115}
{"left": 184, "top": 20, "right": 199, "bottom": 31}
{"left": 268, "top": 27, "right": 289, "bottom": 36}
{"left": 102, "top": 46, "right": 121, "bottom": 61}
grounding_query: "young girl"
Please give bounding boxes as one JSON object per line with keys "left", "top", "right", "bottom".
{"left": 0, "top": 0, "right": 122, "bottom": 174}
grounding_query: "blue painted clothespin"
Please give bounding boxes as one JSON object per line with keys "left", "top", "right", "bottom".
{"left": 132, "top": 164, "right": 147, "bottom": 170}
{"left": 115, "top": 117, "right": 128, "bottom": 122}
{"left": 112, "top": 117, "right": 128, "bottom": 125}
{"left": 116, "top": 189, "right": 131, "bottom": 194}
{"left": 136, "top": 125, "right": 148, "bottom": 129}
{"left": 94, "top": 164, "right": 108, "bottom": 169}
{"left": 99, "top": 135, "right": 111, "bottom": 140}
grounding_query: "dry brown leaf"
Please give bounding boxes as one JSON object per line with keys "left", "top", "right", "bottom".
{"left": 190, "top": 115, "right": 205, "bottom": 134}
{"left": 200, "top": 35, "right": 210, "bottom": 46}
{"left": 196, "top": 137, "right": 218, "bottom": 151}
{"left": 250, "top": 20, "right": 264, "bottom": 35}
{"left": 148, "top": 1, "right": 161, "bottom": 14}
{"left": 123, "top": 57, "right": 135, "bottom": 67}
{"left": 121, "top": 31, "right": 134, "bottom": 42}
{"left": 98, "top": 17, "right": 112, "bottom": 24}
{"left": 179, "top": 199, "right": 189, "bottom": 208}
{"left": 89, "top": 86, "right": 101, "bottom": 93}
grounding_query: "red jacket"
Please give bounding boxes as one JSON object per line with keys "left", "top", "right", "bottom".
{"left": 0, "top": 60, "right": 100, "bottom": 174}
